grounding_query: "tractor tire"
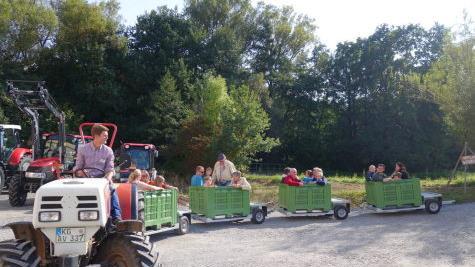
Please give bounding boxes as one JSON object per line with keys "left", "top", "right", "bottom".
{"left": 92, "top": 233, "right": 160, "bottom": 267}
{"left": 8, "top": 174, "right": 27, "bottom": 207}
{"left": 0, "top": 239, "right": 41, "bottom": 267}
{"left": 0, "top": 168, "right": 5, "bottom": 191}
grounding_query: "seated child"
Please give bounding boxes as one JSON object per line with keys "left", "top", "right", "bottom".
{"left": 203, "top": 176, "right": 215, "bottom": 187}
{"left": 156, "top": 175, "right": 178, "bottom": 190}
{"left": 281, "top": 167, "right": 291, "bottom": 183}
{"left": 302, "top": 170, "right": 314, "bottom": 184}
{"left": 128, "top": 169, "right": 162, "bottom": 191}
{"left": 229, "top": 171, "right": 251, "bottom": 191}
{"left": 366, "top": 165, "right": 376, "bottom": 181}
{"left": 141, "top": 170, "right": 151, "bottom": 183}
{"left": 311, "top": 167, "right": 328, "bottom": 186}
{"left": 191, "top": 165, "right": 205, "bottom": 186}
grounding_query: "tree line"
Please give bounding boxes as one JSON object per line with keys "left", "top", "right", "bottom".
{"left": 1, "top": 0, "right": 474, "bottom": 175}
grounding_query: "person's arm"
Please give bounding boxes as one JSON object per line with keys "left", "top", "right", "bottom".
{"left": 104, "top": 149, "right": 115, "bottom": 183}
{"left": 137, "top": 181, "right": 162, "bottom": 191}
{"left": 284, "top": 177, "right": 302, "bottom": 186}
{"left": 211, "top": 162, "right": 219, "bottom": 182}
{"left": 73, "top": 145, "right": 85, "bottom": 177}
{"left": 228, "top": 161, "right": 237, "bottom": 174}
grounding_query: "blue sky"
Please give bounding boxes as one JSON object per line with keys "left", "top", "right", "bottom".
{"left": 114, "top": 0, "right": 475, "bottom": 49}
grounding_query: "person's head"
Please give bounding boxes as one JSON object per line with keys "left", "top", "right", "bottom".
{"left": 128, "top": 169, "right": 142, "bottom": 183}
{"left": 232, "top": 171, "right": 242, "bottom": 181}
{"left": 283, "top": 167, "right": 291, "bottom": 176}
{"left": 156, "top": 175, "right": 165, "bottom": 184}
{"left": 141, "top": 170, "right": 150, "bottom": 183}
{"left": 304, "top": 170, "right": 313, "bottom": 177}
{"left": 393, "top": 172, "right": 402, "bottom": 179}
{"left": 196, "top": 165, "right": 205, "bottom": 175}
{"left": 395, "top": 162, "right": 406, "bottom": 172}
{"left": 91, "top": 124, "right": 109, "bottom": 145}
{"left": 206, "top": 167, "right": 213, "bottom": 176}
{"left": 204, "top": 176, "right": 213, "bottom": 185}
{"left": 377, "top": 164, "right": 385, "bottom": 173}
{"left": 290, "top": 168, "right": 298, "bottom": 177}
{"left": 313, "top": 167, "right": 323, "bottom": 178}
{"left": 368, "top": 165, "right": 376, "bottom": 172}
{"left": 217, "top": 153, "right": 226, "bottom": 163}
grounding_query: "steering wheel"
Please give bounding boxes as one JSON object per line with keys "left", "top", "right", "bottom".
{"left": 76, "top": 167, "right": 105, "bottom": 178}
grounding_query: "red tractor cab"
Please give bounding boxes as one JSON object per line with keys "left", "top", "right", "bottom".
{"left": 0, "top": 124, "right": 31, "bottom": 190}
{"left": 116, "top": 143, "right": 158, "bottom": 183}
{"left": 9, "top": 133, "right": 93, "bottom": 206}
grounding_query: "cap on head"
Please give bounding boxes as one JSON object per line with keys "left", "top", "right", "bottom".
{"left": 217, "top": 153, "right": 226, "bottom": 161}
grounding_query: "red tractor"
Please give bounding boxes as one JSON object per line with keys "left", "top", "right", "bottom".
{"left": 0, "top": 124, "right": 32, "bottom": 190}
{"left": 116, "top": 143, "right": 158, "bottom": 183}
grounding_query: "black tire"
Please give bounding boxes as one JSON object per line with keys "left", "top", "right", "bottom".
{"left": 0, "top": 168, "right": 5, "bottom": 191}
{"left": 0, "top": 239, "right": 41, "bottom": 267}
{"left": 8, "top": 174, "right": 27, "bottom": 207}
{"left": 176, "top": 215, "right": 190, "bottom": 235}
{"left": 333, "top": 205, "right": 349, "bottom": 220}
{"left": 251, "top": 208, "right": 265, "bottom": 224}
{"left": 92, "top": 233, "right": 160, "bottom": 267}
{"left": 425, "top": 199, "right": 441, "bottom": 214}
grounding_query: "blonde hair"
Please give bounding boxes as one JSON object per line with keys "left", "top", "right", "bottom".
{"left": 141, "top": 170, "right": 150, "bottom": 183}
{"left": 313, "top": 167, "right": 323, "bottom": 177}
{"left": 128, "top": 169, "right": 141, "bottom": 183}
{"left": 157, "top": 175, "right": 165, "bottom": 183}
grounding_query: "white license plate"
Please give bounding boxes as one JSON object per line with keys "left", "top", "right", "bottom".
{"left": 55, "top": 227, "right": 86, "bottom": 243}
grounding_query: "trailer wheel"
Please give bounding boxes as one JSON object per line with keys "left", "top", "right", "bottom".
{"left": 425, "top": 199, "right": 441, "bottom": 214}
{"left": 251, "top": 208, "right": 265, "bottom": 224}
{"left": 92, "top": 233, "right": 160, "bottom": 267}
{"left": 176, "top": 216, "right": 190, "bottom": 235}
{"left": 8, "top": 175, "right": 27, "bottom": 207}
{"left": 0, "top": 239, "right": 41, "bottom": 267}
{"left": 333, "top": 205, "right": 349, "bottom": 220}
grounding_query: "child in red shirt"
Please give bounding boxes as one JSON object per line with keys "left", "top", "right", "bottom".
{"left": 282, "top": 168, "right": 303, "bottom": 186}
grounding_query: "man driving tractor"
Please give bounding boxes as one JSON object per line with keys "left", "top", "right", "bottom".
{"left": 73, "top": 123, "right": 122, "bottom": 222}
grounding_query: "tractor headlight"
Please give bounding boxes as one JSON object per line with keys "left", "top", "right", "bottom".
{"left": 79, "top": 210, "right": 99, "bottom": 221}
{"left": 25, "top": 172, "right": 46, "bottom": 179}
{"left": 39, "top": 211, "right": 61, "bottom": 222}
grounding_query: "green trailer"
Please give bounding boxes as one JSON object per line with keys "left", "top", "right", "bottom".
{"left": 365, "top": 178, "right": 442, "bottom": 214}
{"left": 189, "top": 186, "right": 267, "bottom": 224}
{"left": 278, "top": 184, "right": 350, "bottom": 220}
{"left": 117, "top": 184, "right": 191, "bottom": 236}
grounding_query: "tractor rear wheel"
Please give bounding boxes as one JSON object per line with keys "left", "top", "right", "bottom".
{"left": 92, "top": 233, "right": 159, "bottom": 267}
{"left": 0, "top": 168, "right": 5, "bottom": 191}
{"left": 8, "top": 175, "right": 27, "bottom": 207}
{"left": 0, "top": 239, "right": 41, "bottom": 267}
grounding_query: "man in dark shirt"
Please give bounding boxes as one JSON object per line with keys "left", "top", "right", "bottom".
{"left": 371, "top": 164, "right": 387, "bottom": 182}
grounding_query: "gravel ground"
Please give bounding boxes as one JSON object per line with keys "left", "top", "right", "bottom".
{"left": 1, "top": 193, "right": 474, "bottom": 267}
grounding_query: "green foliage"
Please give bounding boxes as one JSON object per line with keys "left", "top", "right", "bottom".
{"left": 0, "top": 0, "right": 470, "bottom": 179}
{"left": 418, "top": 22, "right": 475, "bottom": 146}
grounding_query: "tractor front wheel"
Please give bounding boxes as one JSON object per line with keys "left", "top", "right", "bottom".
{"left": 8, "top": 175, "right": 27, "bottom": 207}
{"left": 0, "top": 168, "right": 5, "bottom": 191}
{"left": 0, "top": 239, "right": 41, "bottom": 267}
{"left": 92, "top": 233, "right": 159, "bottom": 267}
